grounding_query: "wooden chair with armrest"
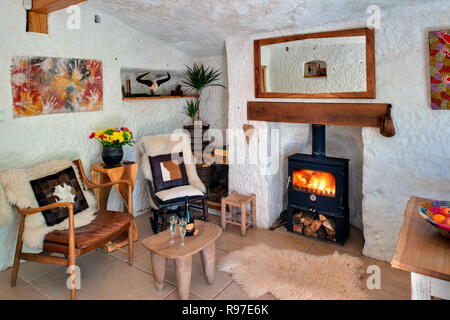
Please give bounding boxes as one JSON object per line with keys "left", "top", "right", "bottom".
{"left": 10, "top": 159, "right": 135, "bottom": 300}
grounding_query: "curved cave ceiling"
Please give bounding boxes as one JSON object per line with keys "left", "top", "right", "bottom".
{"left": 87, "top": 0, "right": 449, "bottom": 58}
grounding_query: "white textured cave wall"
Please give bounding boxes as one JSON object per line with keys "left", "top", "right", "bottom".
{"left": 198, "top": 54, "right": 229, "bottom": 142}
{"left": 226, "top": 36, "right": 273, "bottom": 228}
{"left": 361, "top": 6, "right": 450, "bottom": 261}
{"left": 267, "top": 38, "right": 366, "bottom": 93}
{"left": 0, "top": 1, "right": 196, "bottom": 270}
{"left": 226, "top": 3, "right": 450, "bottom": 262}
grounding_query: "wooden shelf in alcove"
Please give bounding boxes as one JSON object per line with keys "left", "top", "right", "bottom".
{"left": 247, "top": 101, "right": 391, "bottom": 127}
{"left": 123, "top": 95, "right": 198, "bottom": 101}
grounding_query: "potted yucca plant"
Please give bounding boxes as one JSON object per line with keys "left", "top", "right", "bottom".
{"left": 181, "top": 64, "right": 225, "bottom": 182}
{"left": 182, "top": 63, "right": 225, "bottom": 124}
{"left": 183, "top": 99, "right": 200, "bottom": 125}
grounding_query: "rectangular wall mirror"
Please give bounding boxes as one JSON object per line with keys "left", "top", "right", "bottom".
{"left": 254, "top": 28, "right": 375, "bottom": 99}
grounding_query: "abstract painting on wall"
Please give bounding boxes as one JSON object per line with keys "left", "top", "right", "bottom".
{"left": 428, "top": 29, "right": 450, "bottom": 110}
{"left": 11, "top": 56, "right": 103, "bottom": 118}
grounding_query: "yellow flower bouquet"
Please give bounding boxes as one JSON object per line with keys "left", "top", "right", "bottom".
{"left": 89, "top": 127, "right": 135, "bottom": 148}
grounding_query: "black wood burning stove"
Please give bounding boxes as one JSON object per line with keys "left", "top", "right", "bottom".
{"left": 287, "top": 125, "right": 349, "bottom": 244}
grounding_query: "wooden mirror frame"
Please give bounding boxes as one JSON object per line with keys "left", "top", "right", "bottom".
{"left": 254, "top": 28, "right": 375, "bottom": 99}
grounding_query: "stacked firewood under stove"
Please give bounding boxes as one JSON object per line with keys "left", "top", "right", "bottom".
{"left": 292, "top": 211, "right": 336, "bottom": 242}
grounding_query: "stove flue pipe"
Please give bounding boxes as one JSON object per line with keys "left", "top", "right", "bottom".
{"left": 312, "top": 124, "right": 326, "bottom": 157}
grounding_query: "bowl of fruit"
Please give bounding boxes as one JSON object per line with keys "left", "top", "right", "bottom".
{"left": 418, "top": 201, "right": 450, "bottom": 239}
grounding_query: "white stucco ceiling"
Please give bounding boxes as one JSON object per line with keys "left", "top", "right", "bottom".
{"left": 88, "top": 0, "right": 449, "bottom": 57}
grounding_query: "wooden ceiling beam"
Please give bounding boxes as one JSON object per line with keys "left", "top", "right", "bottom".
{"left": 27, "top": 0, "right": 88, "bottom": 34}
{"left": 29, "top": 0, "right": 87, "bottom": 14}
{"left": 27, "top": 11, "right": 48, "bottom": 34}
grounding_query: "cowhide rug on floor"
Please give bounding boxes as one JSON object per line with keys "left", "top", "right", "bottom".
{"left": 218, "top": 243, "right": 368, "bottom": 300}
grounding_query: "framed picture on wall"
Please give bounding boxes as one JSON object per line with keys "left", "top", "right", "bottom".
{"left": 428, "top": 29, "right": 450, "bottom": 110}
{"left": 304, "top": 60, "right": 327, "bottom": 78}
{"left": 11, "top": 56, "right": 103, "bottom": 118}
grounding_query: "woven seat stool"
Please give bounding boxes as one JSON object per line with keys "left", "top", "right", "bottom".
{"left": 221, "top": 192, "right": 256, "bottom": 236}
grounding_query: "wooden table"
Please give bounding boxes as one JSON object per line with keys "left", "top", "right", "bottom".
{"left": 391, "top": 196, "right": 450, "bottom": 300}
{"left": 142, "top": 220, "right": 222, "bottom": 300}
{"left": 91, "top": 162, "right": 138, "bottom": 252}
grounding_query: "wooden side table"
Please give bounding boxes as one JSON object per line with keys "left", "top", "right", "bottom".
{"left": 221, "top": 192, "right": 256, "bottom": 236}
{"left": 91, "top": 162, "right": 139, "bottom": 252}
{"left": 391, "top": 196, "right": 450, "bottom": 300}
{"left": 142, "top": 220, "right": 222, "bottom": 300}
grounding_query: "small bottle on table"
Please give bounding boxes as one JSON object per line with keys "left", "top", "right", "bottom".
{"left": 185, "top": 196, "right": 195, "bottom": 236}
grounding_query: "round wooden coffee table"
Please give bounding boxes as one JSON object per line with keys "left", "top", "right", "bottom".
{"left": 142, "top": 220, "right": 222, "bottom": 300}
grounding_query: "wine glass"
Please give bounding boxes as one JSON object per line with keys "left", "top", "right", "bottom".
{"left": 169, "top": 215, "right": 178, "bottom": 244}
{"left": 179, "top": 218, "right": 187, "bottom": 247}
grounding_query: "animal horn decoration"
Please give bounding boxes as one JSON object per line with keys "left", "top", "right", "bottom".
{"left": 136, "top": 72, "right": 171, "bottom": 94}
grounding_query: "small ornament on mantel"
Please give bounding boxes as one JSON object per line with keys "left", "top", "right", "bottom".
{"left": 242, "top": 124, "right": 255, "bottom": 144}
{"left": 171, "top": 85, "right": 184, "bottom": 96}
{"left": 380, "top": 105, "right": 395, "bottom": 137}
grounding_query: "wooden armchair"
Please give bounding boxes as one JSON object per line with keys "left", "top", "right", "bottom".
{"left": 10, "top": 159, "right": 135, "bottom": 300}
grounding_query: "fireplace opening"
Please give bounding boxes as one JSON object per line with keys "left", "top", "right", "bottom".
{"left": 286, "top": 124, "right": 349, "bottom": 244}
{"left": 292, "top": 168, "right": 336, "bottom": 197}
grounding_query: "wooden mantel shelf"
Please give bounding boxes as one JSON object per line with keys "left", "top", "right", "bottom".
{"left": 247, "top": 101, "right": 391, "bottom": 127}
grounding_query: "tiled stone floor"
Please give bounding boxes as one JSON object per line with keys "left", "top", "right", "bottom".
{"left": 0, "top": 212, "right": 411, "bottom": 300}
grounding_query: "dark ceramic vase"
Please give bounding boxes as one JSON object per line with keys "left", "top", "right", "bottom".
{"left": 102, "top": 146, "right": 123, "bottom": 165}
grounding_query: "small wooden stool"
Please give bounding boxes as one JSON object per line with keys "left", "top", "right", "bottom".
{"left": 221, "top": 192, "right": 256, "bottom": 236}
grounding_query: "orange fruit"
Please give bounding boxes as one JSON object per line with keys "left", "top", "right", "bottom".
{"left": 443, "top": 217, "right": 450, "bottom": 227}
{"left": 438, "top": 207, "right": 450, "bottom": 216}
{"left": 432, "top": 214, "right": 446, "bottom": 224}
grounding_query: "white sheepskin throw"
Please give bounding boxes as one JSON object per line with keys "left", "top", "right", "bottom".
{"left": 136, "top": 132, "right": 205, "bottom": 209}
{"left": 218, "top": 243, "right": 368, "bottom": 300}
{"left": 0, "top": 160, "right": 97, "bottom": 250}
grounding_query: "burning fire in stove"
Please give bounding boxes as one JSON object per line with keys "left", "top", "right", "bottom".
{"left": 292, "top": 169, "right": 336, "bottom": 197}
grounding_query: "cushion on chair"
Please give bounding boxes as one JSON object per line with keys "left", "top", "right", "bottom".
{"left": 136, "top": 133, "right": 206, "bottom": 210}
{"left": 155, "top": 185, "right": 204, "bottom": 202}
{"left": 44, "top": 210, "right": 133, "bottom": 250}
{"left": 149, "top": 152, "right": 189, "bottom": 192}
{"left": 30, "top": 166, "right": 89, "bottom": 226}
{"left": 0, "top": 160, "right": 97, "bottom": 250}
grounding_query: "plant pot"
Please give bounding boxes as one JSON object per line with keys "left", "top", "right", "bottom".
{"left": 196, "top": 164, "right": 213, "bottom": 189}
{"left": 183, "top": 123, "right": 211, "bottom": 154}
{"left": 102, "top": 146, "right": 123, "bottom": 165}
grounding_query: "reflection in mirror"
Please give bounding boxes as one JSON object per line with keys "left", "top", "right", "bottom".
{"left": 260, "top": 36, "right": 366, "bottom": 94}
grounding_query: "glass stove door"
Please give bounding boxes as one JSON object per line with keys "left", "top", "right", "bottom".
{"left": 291, "top": 168, "right": 336, "bottom": 198}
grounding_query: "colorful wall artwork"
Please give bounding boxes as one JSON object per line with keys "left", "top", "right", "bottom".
{"left": 428, "top": 30, "right": 450, "bottom": 110}
{"left": 11, "top": 56, "right": 103, "bottom": 118}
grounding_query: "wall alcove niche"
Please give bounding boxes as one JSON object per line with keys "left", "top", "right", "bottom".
{"left": 120, "top": 68, "right": 197, "bottom": 101}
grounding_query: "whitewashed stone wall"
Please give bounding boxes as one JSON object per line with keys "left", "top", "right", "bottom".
{"left": 226, "top": 4, "right": 450, "bottom": 262}
{"left": 198, "top": 54, "right": 229, "bottom": 140}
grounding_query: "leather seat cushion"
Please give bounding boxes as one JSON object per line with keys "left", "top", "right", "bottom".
{"left": 44, "top": 210, "right": 133, "bottom": 249}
